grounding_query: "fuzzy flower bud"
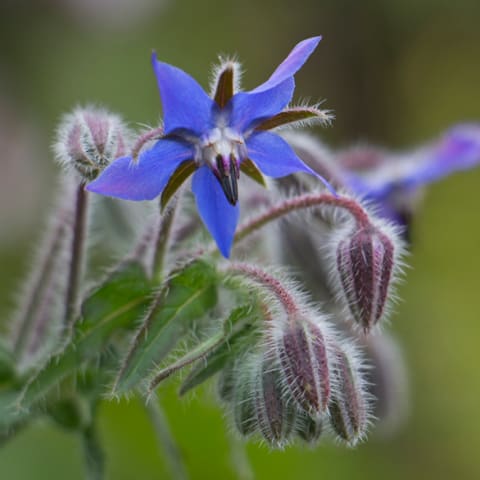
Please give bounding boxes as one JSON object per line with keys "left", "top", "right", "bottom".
{"left": 328, "top": 344, "right": 371, "bottom": 446}
{"left": 275, "top": 314, "right": 333, "bottom": 415}
{"left": 230, "top": 352, "right": 296, "bottom": 446}
{"left": 253, "top": 353, "right": 297, "bottom": 446}
{"left": 335, "top": 223, "right": 398, "bottom": 332}
{"left": 54, "top": 106, "right": 130, "bottom": 182}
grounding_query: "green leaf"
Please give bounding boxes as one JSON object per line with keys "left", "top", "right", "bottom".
{"left": 179, "top": 305, "right": 259, "bottom": 396}
{"left": 113, "top": 260, "right": 218, "bottom": 396}
{"left": 18, "top": 262, "right": 151, "bottom": 411}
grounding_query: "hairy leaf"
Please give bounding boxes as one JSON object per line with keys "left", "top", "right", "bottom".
{"left": 113, "top": 260, "right": 218, "bottom": 396}
{"left": 18, "top": 262, "right": 151, "bottom": 410}
{"left": 179, "top": 305, "right": 259, "bottom": 395}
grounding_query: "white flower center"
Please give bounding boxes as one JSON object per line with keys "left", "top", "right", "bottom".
{"left": 193, "top": 127, "right": 247, "bottom": 205}
{"left": 195, "top": 127, "right": 247, "bottom": 170}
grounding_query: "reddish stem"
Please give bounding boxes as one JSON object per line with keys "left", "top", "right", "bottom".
{"left": 229, "top": 262, "right": 299, "bottom": 316}
{"left": 235, "top": 193, "right": 371, "bottom": 244}
{"left": 131, "top": 127, "right": 164, "bottom": 160}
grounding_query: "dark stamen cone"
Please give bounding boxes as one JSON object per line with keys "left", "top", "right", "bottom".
{"left": 214, "top": 154, "right": 239, "bottom": 205}
{"left": 277, "top": 317, "right": 331, "bottom": 414}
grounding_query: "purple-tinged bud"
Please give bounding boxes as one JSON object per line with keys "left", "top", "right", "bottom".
{"left": 253, "top": 354, "right": 297, "bottom": 447}
{"left": 275, "top": 315, "right": 333, "bottom": 415}
{"left": 54, "top": 106, "right": 130, "bottom": 182}
{"left": 328, "top": 344, "right": 371, "bottom": 446}
{"left": 335, "top": 224, "right": 397, "bottom": 332}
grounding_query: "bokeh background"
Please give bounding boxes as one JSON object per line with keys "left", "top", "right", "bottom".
{"left": 1, "top": 0, "right": 479, "bottom": 478}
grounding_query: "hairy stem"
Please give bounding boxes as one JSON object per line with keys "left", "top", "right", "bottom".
{"left": 131, "top": 127, "right": 164, "bottom": 161}
{"left": 64, "top": 184, "right": 89, "bottom": 328}
{"left": 152, "top": 198, "right": 179, "bottom": 282}
{"left": 146, "top": 397, "right": 189, "bottom": 480}
{"left": 82, "top": 423, "right": 105, "bottom": 480}
{"left": 148, "top": 330, "right": 225, "bottom": 393}
{"left": 228, "top": 263, "right": 299, "bottom": 316}
{"left": 11, "top": 213, "right": 68, "bottom": 358}
{"left": 234, "top": 193, "right": 371, "bottom": 244}
{"left": 228, "top": 432, "right": 254, "bottom": 480}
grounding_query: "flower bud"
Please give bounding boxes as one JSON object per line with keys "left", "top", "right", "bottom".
{"left": 54, "top": 106, "right": 130, "bottom": 182}
{"left": 336, "top": 225, "right": 396, "bottom": 332}
{"left": 328, "top": 344, "right": 370, "bottom": 446}
{"left": 253, "top": 353, "right": 296, "bottom": 446}
{"left": 232, "top": 380, "right": 257, "bottom": 437}
{"left": 275, "top": 315, "right": 333, "bottom": 415}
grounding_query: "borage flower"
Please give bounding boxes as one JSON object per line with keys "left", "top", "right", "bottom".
{"left": 342, "top": 124, "right": 480, "bottom": 230}
{"left": 87, "top": 37, "right": 334, "bottom": 257}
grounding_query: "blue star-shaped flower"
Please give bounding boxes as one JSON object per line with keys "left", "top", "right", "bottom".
{"left": 87, "top": 37, "right": 334, "bottom": 257}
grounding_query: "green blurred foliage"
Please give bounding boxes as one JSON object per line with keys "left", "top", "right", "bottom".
{"left": 0, "top": 0, "right": 479, "bottom": 478}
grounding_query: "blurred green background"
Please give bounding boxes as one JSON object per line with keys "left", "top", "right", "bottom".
{"left": 0, "top": 0, "right": 479, "bottom": 478}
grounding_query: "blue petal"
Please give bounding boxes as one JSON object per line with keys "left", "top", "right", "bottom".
{"left": 228, "top": 78, "right": 295, "bottom": 132}
{"left": 86, "top": 139, "right": 193, "bottom": 201}
{"left": 251, "top": 36, "right": 322, "bottom": 93}
{"left": 345, "top": 124, "right": 480, "bottom": 201}
{"left": 413, "top": 124, "right": 480, "bottom": 185}
{"left": 192, "top": 166, "right": 240, "bottom": 258}
{"left": 151, "top": 53, "right": 216, "bottom": 136}
{"left": 246, "top": 131, "right": 336, "bottom": 193}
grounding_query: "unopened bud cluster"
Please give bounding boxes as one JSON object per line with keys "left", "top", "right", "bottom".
{"left": 221, "top": 314, "right": 370, "bottom": 447}
{"left": 222, "top": 266, "right": 372, "bottom": 447}
{"left": 54, "top": 106, "right": 130, "bottom": 182}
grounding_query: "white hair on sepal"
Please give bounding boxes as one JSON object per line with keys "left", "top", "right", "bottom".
{"left": 53, "top": 104, "right": 132, "bottom": 182}
{"left": 270, "top": 98, "right": 335, "bottom": 132}
{"left": 209, "top": 54, "right": 244, "bottom": 98}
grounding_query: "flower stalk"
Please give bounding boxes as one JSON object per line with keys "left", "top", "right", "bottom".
{"left": 64, "top": 184, "right": 89, "bottom": 328}
{"left": 234, "top": 192, "right": 371, "bottom": 244}
{"left": 146, "top": 396, "right": 189, "bottom": 480}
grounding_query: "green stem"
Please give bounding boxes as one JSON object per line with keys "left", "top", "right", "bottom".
{"left": 228, "top": 432, "right": 254, "bottom": 480}
{"left": 148, "top": 330, "right": 226, "bottom": 394}
{"left": 81, "top": 423, "right": 105, "bottom": 480}
{"left": 146, "top": 396, "right": 189, "bottom": 480}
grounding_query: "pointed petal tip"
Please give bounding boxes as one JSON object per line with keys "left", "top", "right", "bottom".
{"left": 192, "top": 167, "right": 239, "bottom": 260}
{"left": 304, "top": 35, "right": 322, "bottom": 46}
